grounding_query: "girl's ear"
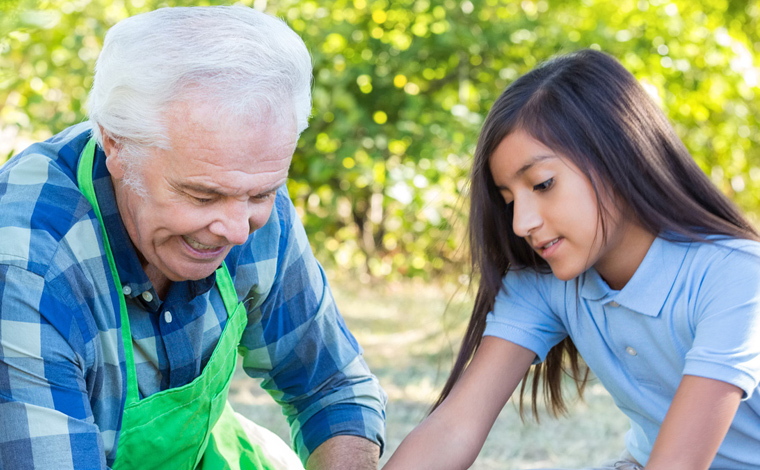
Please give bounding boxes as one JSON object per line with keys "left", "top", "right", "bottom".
{"left": 100, "top": 126, "right": 125, "bottom": 180}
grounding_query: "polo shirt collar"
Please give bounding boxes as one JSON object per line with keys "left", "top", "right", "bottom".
{"left": 89, "top": 143, "right": 216, "bottom": 305}
{"left": 580, "top": 235, "right": 690, "bottom": 317}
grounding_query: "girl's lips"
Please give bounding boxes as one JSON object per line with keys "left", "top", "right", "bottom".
{"left": 180, "top": 235, "right": 226, "bottom": 259}
{"left": 538, "top": 237, "right": 562, "bottom": 258}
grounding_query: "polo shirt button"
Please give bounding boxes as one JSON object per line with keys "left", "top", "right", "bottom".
{"left": 608, "top": 301, "right": 620, "bottom": 308}
{"left": 626, "top": 346, "right": 637, "bottom": 356}
{"left": 164, "top": 311, "right": 173, "bottom": 323}
{"left": 122, "top": 285, "right": 132, "bottom": 296}
{"left": 142, "top": 291, "right": 154, "bottom": 302}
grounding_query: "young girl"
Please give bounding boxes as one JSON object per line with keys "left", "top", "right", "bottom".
{"left": 383, "top": 49, "right": 760, "bottom": 470}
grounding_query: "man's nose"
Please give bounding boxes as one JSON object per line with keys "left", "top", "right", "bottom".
{"left": 511, "top": 197, "right": 542, "bottom": 238}
{"left": 210, "top": 199, "right": 254, "bottom": 246}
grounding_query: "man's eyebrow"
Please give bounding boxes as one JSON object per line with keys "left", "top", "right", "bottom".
{"left": 177, "top": 182, "right": 283, "bottom": 197}
{"left": 494, "top": 154, "right": 557, "bottom": 190}
{"left": 177, "top": 183, "right": 226, "bottom": 196}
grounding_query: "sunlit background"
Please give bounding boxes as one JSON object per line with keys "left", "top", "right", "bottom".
{"left": 4, "top": 0, "right": 760, "bottom": 282}
{"left": 2, "top": 1, "right": 760, "bottom": 467}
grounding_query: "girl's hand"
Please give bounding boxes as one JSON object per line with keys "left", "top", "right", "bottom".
{"left": 645, "top": 375, "right": 743, "bottom": 470}
{"left": 382, "top": 337, "right": 536, "bottom": 470}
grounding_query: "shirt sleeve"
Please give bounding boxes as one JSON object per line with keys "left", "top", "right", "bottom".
{"left": 484, "top": 268, "right": 568, "bottom": 362}
{"left": 0, "top": 263, "right": 107, "bottom": 470}
{"left": 684, "top": 244, "right": 760, "bottom": 398}
{"left": 237, "top": 191, "right": 387, "bottom": 465}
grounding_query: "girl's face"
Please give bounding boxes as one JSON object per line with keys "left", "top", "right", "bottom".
{"left": 489, "top": 129, "right": 654, "bottom": 289}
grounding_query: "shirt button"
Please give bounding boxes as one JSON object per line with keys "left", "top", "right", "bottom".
{"left": 608, "top": 301, "right": 620, "bottom": 308}
{"left": 164, "top": 311, "right": 173, "bottom": 323}
{"left": 142, "top": 291, "right": 154, "bottom": 302}
{"left": 122, "top": 285, "right": 132, "bottom": 296}
{"left": 626, "top": 346, "right": 638, "bottom": 356}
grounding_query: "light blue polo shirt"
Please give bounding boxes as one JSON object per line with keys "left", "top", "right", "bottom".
{"left": 484, "top": 235, "right": 760, "bottom": 468}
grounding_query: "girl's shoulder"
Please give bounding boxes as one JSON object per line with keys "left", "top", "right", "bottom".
{"left": 677, "top": 237, "right": 760, "bottom": 303}
{"left": 502, "top": 266, "right": 558, "bottom": 288}
{"left": 500, "top": 265, "right": 568, "bottom": 309}
{"left": 687, "top": 236, "right": 760, "bottom": 266}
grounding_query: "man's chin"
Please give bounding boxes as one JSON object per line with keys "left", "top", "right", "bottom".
{"left": 178, "top": 264, "right": 225, "bottom": 281}
{"left": 158, "top": 258, "right": 226, "bottom": 283}
{"left": 151, "top": 245, "right": 232, "bottom": 283}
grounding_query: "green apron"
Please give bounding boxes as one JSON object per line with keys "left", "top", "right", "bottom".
{"left": 77, "top": 138, "right": 279, "bottom": 470}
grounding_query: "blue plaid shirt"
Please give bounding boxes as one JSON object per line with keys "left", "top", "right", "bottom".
{"left": 0, "top": 123, "right": 386, "bottom": 470}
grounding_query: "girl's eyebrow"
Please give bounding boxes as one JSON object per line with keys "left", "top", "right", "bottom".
{"left": 494, "top": 154, "right": 557, "bottom": 190}
{"left": 514, "top": 154, "right": 556, "bottom": 177}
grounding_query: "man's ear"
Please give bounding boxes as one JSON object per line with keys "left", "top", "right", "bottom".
{"left": 100, "top": 126, "right": 125, "bottom": 179}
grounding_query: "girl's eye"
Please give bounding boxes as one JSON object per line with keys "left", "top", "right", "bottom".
{"left": 253, "top": 192, "right": 275, "bottom": 202}
{"left": 533, "top": 178, "right": 554, "bottom": 192}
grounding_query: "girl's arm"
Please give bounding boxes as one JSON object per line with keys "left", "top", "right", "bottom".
{"left": 645, "top": 374, "right": 743, "bottom": 470}
{"left": 382, "top": 336, "right": 536, "bottom": 470}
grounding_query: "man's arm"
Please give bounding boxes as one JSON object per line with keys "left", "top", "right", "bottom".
{"left": 0, "top": 264, "right": 106, "bottom": 470}
{"left": 306, "top": 436, "right": 379, "bottom": 470}
{"left": 236, "top": 190, "right": 386, "bottom": 466}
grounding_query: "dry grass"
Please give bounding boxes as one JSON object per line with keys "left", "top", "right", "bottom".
{"left": 228, "top": 279, "right": 629, "bottom": 469}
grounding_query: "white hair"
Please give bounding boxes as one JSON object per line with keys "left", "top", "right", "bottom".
{"left": 87, "top": 6, "right": 312, "bottom": 154}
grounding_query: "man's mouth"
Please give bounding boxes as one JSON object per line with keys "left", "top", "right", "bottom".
{"left": 182, "top": 235, "right": 222, "bottom": 252}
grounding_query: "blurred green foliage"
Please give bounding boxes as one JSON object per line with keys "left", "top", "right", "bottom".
{"left": 2, "top": 0, "right": 760, "bottom": 281}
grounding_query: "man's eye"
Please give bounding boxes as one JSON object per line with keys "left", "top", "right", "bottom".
{"left": 533, "top": 178, "right": 554, "bottom": 192}
{"left": 193, "top": 195, "right": 214, "bottom": 204}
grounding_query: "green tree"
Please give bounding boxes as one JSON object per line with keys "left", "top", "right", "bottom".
{"left": 3, "top": 0, "right": 760, "bottom": 280}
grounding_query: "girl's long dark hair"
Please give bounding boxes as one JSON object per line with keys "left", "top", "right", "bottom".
{"left": 434, "top": 49, "right": 759, "bottom": 417}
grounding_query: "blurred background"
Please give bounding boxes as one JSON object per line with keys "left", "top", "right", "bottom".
{"left": 2, "top": 0, "right": 760, "bottom": 467}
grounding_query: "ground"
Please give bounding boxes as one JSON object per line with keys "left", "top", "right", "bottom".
{"left": 229, "top": 279, "right": 629, "bottom": 469}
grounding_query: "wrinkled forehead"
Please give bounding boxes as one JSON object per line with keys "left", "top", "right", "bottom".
{"left": 149, "top": 115, "right": 296, "bottom": 194}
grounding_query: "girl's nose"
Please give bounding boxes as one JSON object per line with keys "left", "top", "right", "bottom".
{"left": 512, "top": 197, "right": 542, "bottom": 238}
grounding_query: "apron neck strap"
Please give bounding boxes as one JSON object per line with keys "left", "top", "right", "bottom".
{"left": 76, "top": 137, "right": 238, "bottom": 403}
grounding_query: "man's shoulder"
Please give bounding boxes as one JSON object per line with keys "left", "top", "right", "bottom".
{"left": 227, "top": 184, "right": 316, "bottom": 306}
{"left": 273, "top": 183, "right": 296, "bottom": 227}
{"left": 0, "top": 123, "right": 101, "bottom": 276}
{"left": 4, "top": 122, "right": 92, "bottom": 176}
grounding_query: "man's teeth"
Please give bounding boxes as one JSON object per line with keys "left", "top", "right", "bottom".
{"left": 183, "top": 236, "right": 217, "bottom": 250}
{"left": 543, "top": 239, "right": 559, "bottom": 249}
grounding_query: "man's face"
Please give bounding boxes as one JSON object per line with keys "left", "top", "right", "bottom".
{"left": 106, "top": 101, "right": 296, "bottom": 283}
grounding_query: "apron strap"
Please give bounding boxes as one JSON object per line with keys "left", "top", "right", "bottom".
{"left": 76, "top": 138, "right": 239, "bottom": 404}
{"left": 215, "top": 264, "right": 238, "bottom": 316}
{"left": 77, "top": 138, "right": 140, "bottom": 403}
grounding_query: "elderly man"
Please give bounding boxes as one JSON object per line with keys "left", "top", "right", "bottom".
{"left": 0, "top": 6, "right": 386, "bottom": 470}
